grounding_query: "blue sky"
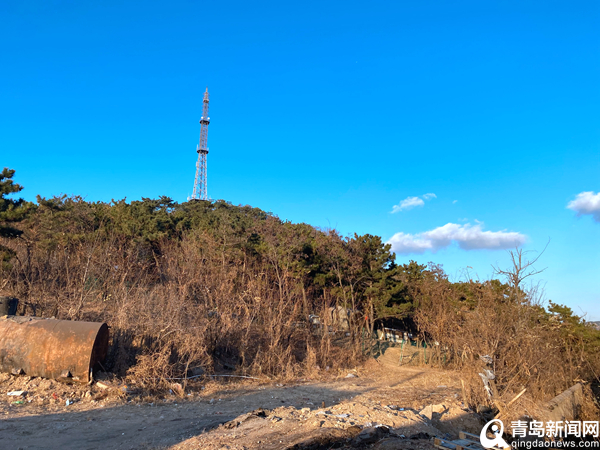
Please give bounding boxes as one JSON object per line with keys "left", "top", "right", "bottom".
{"left": 2, "top": 1, "right": 599, "bottom": 319}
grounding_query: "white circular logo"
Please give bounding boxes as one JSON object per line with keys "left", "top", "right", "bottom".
{"left": 480, "top": 419, "right": 510, "bottom": 449}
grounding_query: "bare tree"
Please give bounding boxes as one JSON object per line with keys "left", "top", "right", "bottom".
{"left": 492, "top": 240, "right": 549, "bottom": 303}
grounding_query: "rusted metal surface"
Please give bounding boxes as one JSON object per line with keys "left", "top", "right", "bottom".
{"left": 0, "top": 317, "right": 109, "bottom": 382}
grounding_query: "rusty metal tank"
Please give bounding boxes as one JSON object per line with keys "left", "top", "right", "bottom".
{"left": 0, "top": 316, "right": 109, "bottom": 382}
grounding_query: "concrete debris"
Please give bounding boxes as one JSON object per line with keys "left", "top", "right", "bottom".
{"left": 7, "top": 390, "right": 25, "bottom": 396}
{"left": 543, "top": 383, "right": 583, "bottom": 422}
{"left": 420, "top": 403, "right": 447, "bottom": 420}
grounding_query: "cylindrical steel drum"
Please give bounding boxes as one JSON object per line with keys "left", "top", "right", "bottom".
{"left": 0, "top": 317, "right": 109, "bottom": 382}
{"left": 0, "top": 297, "right": 18, "bottom": 316}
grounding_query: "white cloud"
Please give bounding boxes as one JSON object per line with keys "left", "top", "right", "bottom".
{"left": 391, "top": 197, "right": 424, "bottom": 213}
{"left": 452, "top": 200, "right": 458, "bottom": 204}
{"left": 391, "top": 193, "right": 436, "bottom": 213}
{"left": 387, "top": 222, "right": 527, "bottom": 255}
{"left": 567, "top": 191, "right": 600, "bottom": 222}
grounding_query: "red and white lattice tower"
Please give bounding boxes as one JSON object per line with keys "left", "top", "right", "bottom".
{"left": 191, "top": 87, "right": 210, "bottom": 200}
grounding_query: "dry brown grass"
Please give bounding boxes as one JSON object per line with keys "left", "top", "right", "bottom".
{"left": 1, "top": 226, "right": 365, "bottom": 391}
{"left": 411, "top": 269, "right": 600, "bottom": 417}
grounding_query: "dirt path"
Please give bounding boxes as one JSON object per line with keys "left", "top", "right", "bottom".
{"left": 1, "top": 402, "right": 232, "bottom": 450}
{"left": 0, "top": 363, "right": 482, "bottom": 450}
{"left": 0, "top": 374, "right": 378, "bottom": 449}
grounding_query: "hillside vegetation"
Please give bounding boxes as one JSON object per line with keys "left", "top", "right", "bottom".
{"left": 1, "top": 168, "right": 599, "bottom": 410}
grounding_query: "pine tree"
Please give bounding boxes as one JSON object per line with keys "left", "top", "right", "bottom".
{"left": 0, "top": 168, "right": 29, "bottom": 265}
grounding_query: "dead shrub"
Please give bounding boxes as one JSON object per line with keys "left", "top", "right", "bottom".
{"left": 413, "top": 261, "right": 600, "bottom": 413}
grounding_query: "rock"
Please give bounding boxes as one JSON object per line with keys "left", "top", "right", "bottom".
{"left": 345, "top": 373, "right": 357, "bottom": 378}
{"left": 420, "top": 405, "right": 433, "bottom": 419}
{"left": 170, "top": 383, "right": 184, "bottom": 396}
{"left": 433, "top": 404, "right": 446, "bottom": 413}
{"left": 353, "top": 425, "right": 390, "bottom": 445}
{"left": 222, "top": 409, "right": 267, "bottom": 429}
{"left": 420, "top": 403, "right": 446, "bottom": 420}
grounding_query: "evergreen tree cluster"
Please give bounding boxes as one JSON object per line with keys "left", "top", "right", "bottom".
{"left": 1, "top": 168, "right": 598, "bottom": 393}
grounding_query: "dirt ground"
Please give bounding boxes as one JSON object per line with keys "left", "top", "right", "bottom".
{"left": 0, "top": 358, "right": 485, "bottom": 450}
